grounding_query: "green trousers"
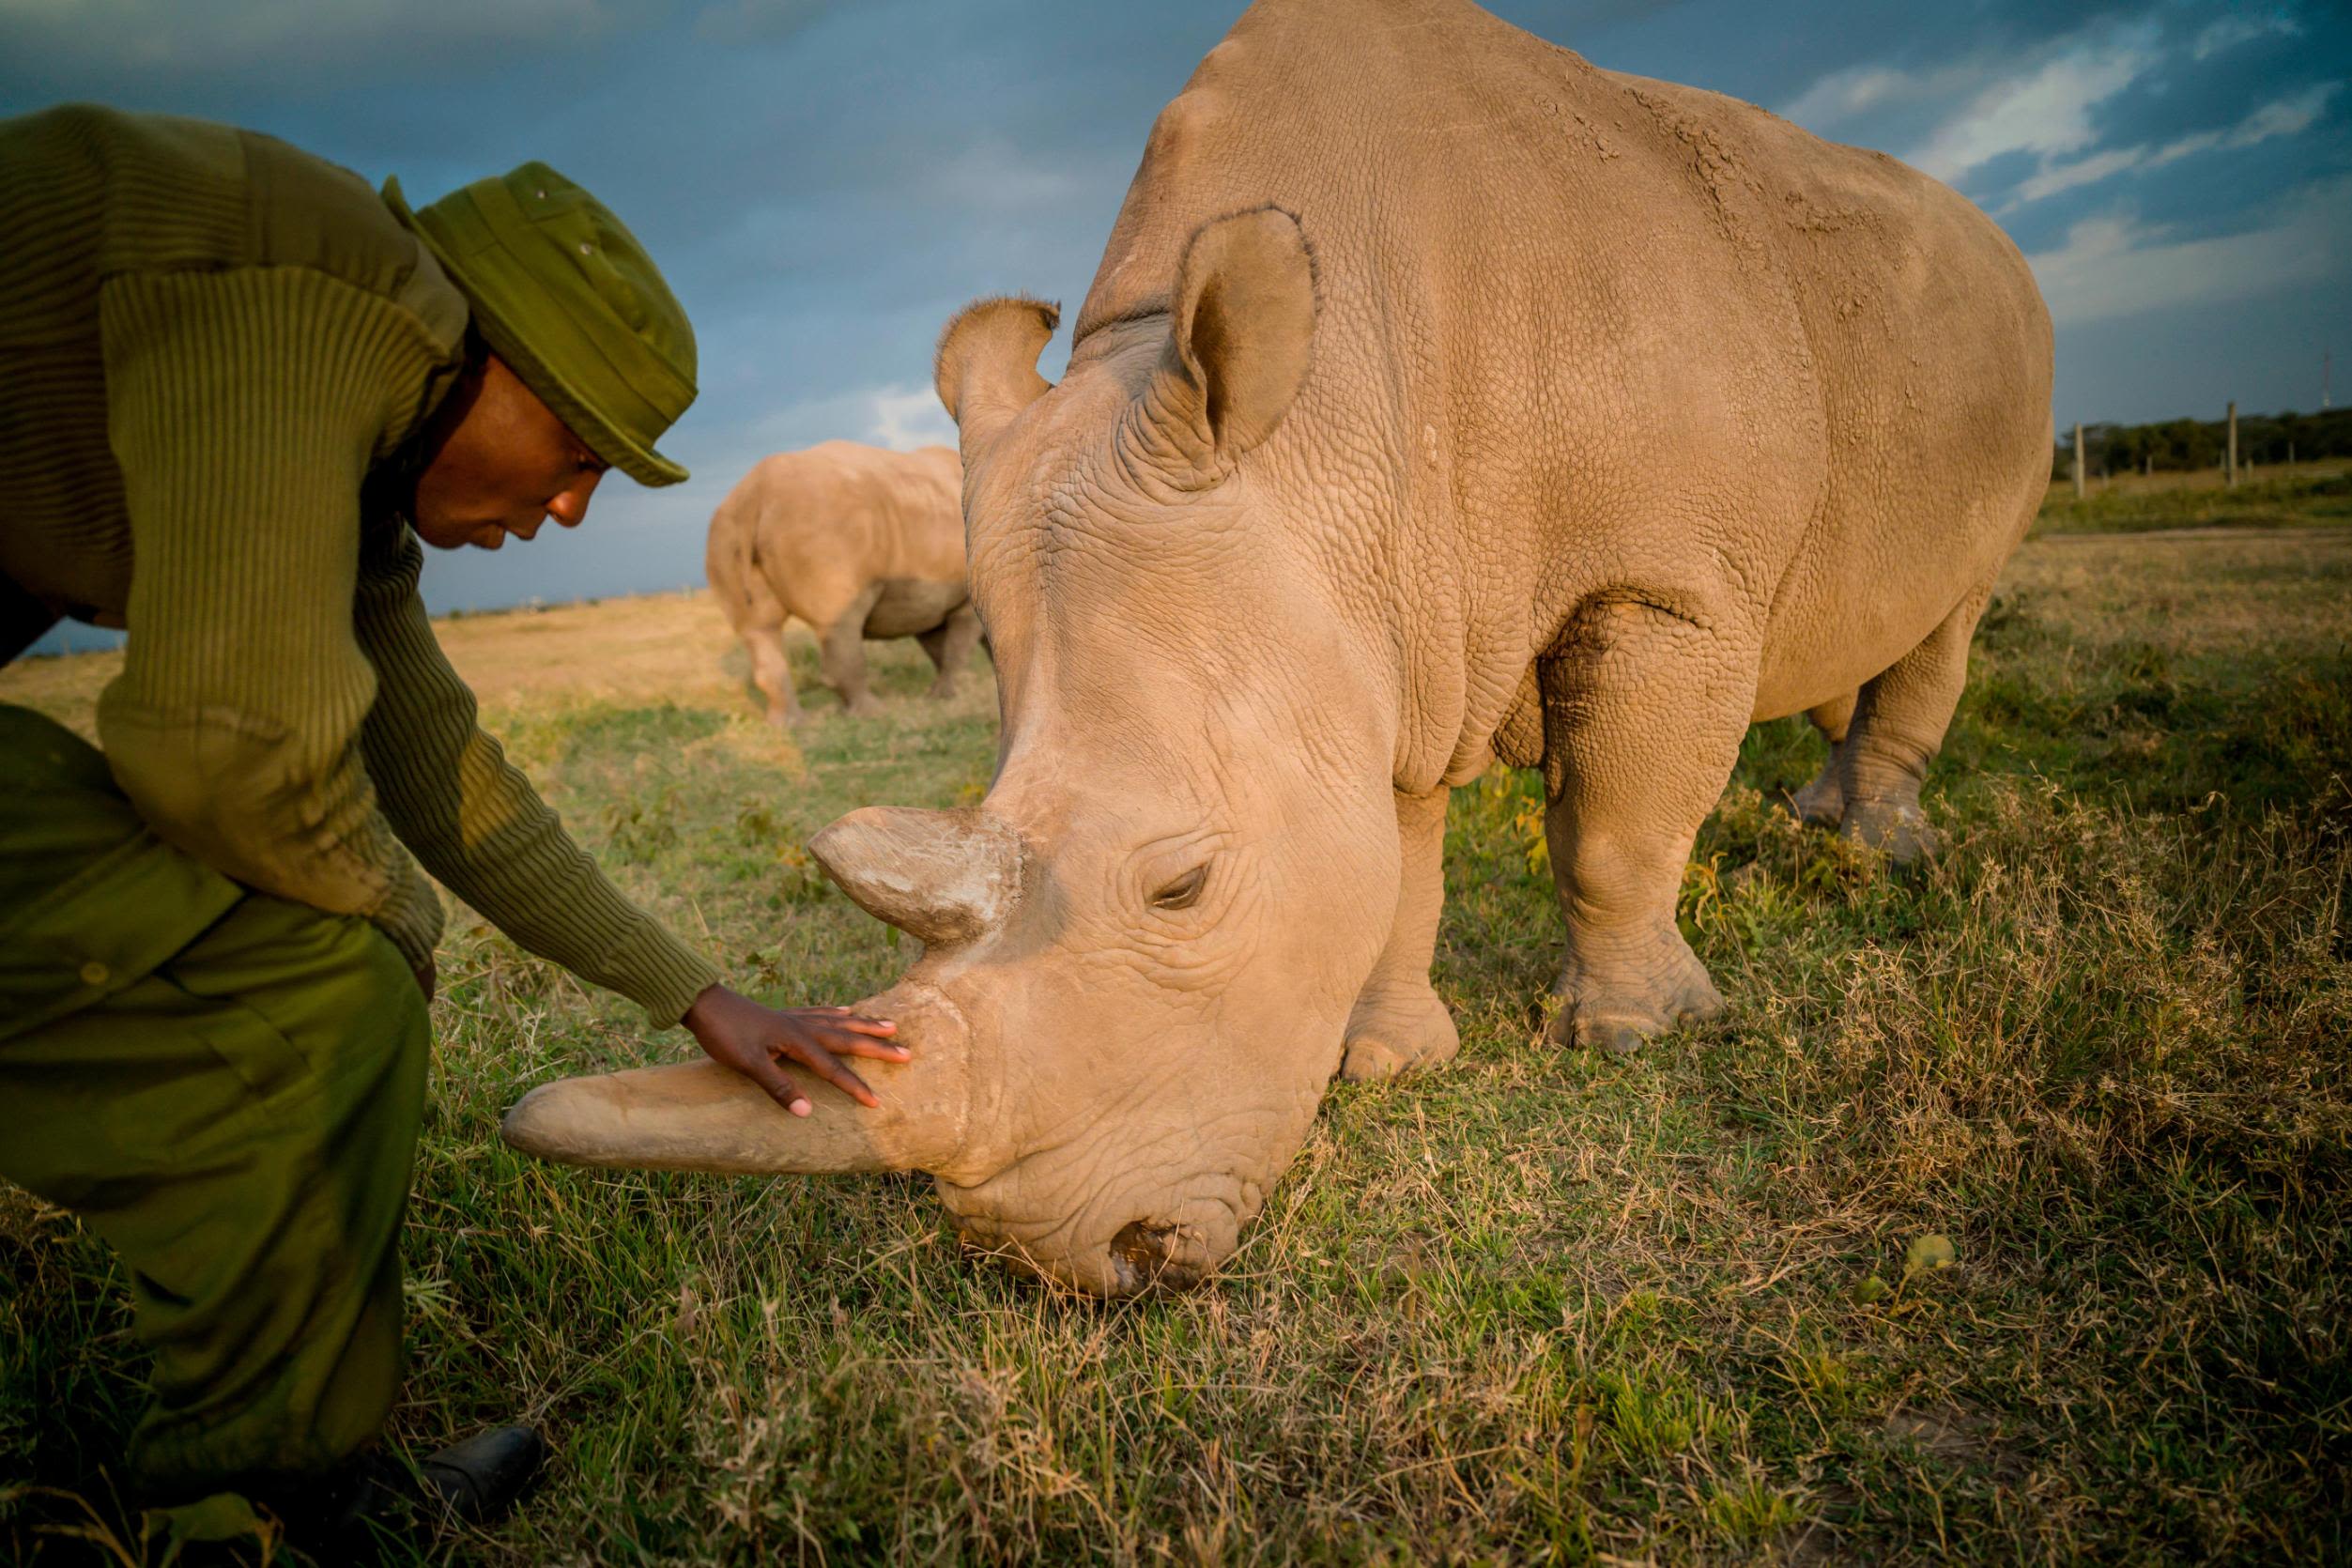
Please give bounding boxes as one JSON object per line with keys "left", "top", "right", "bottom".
{"left": 0, "top": 702, "right": 428, "bottom": 1503}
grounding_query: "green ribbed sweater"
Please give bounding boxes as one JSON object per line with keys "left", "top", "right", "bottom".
{"left": 0, "top": 104, "right": 720, "bottom": 1024}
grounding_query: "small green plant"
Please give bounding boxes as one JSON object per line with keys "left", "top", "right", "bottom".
{"left": 1595, "top": 1367, "right": 1735, "bottom": 1462}
{"left": 599, "top": 800, "right": 678, "bottom": 862}
{"left": 1702, "top": 1474, "right": 1805, "bottom": 1546}
{"left": 772, "top": 840, "right": 830, "bottom": 906}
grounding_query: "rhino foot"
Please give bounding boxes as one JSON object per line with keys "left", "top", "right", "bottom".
{"left": 1339, "top": 986, "right": 1459, "bottom": 1082}
{"left": 839, "top": 694, "right": 884, "bottom": 720}
{"left": 1786, "top": 766, "right": 1844, "bottom": 828}
{"left": 1839, "top": 799, "right": 1940, "bottom": 864}
{"left": 1544, "top": 936, "right": 1725, "bottom": 1056}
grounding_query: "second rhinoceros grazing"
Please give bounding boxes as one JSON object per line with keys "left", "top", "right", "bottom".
{"left": 706, "top": 440, "right": 978, "bottom": 723}
{"left": 503, "top": 0, "right": 2052, "bottom": 1295}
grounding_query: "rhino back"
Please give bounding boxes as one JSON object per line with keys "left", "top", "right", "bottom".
{"left": 1068, "top": 0, "right": 2050, "bottom": 767}
{"left": 1617, "top": 75, "right": 2053, "bottom": 717}
{"left": 736, "top": 442, "right": 968, "bottom": 607}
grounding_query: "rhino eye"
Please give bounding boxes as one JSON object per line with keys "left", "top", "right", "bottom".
{"left": 1149, "top": 865, "right": 1207, "bottom": 911}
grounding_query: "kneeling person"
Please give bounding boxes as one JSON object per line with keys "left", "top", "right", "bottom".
{"left": 0, "top": 105, "right": 900, "bottom": 1542}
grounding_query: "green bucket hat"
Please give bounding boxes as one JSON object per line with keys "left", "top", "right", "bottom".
{"left": 383, "top": 162, "right": 696, "bottom": 486}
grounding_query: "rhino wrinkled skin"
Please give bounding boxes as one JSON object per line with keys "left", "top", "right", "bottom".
{"left": 705, "top": 440, "right": 981, "bottom": 722}
{"left": 506, "top": 0, "right": 2052, "bottom": 1296}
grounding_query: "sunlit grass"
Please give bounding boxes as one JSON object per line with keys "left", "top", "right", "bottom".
{"left": 2034, "top": 467, "right": 2351, "bottom": 535}
{"left": 5, "top": 518, "right": 2349, "bottom": 1563}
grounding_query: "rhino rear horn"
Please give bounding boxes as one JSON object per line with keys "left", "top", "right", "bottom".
{"left": 810, "top": 807, "right": 1022, "bottom": 946}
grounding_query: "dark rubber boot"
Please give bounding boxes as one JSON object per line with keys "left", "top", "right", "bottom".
{"left": 415, "top": 1423, "right": 547, "bottom": 1525}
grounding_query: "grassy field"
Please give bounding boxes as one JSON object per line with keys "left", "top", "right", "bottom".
{"left": 2034, "top": 465, "right": 2351, "bottom": 535}
{"left": 4, "top": 505, "right": 2349, "bottom": 1562}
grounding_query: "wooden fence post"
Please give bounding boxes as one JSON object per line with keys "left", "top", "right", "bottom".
{"left": 2225, "top": 401, "right": 2238, "bottom": 488}
{"left": 2073, "top": 423, "right": 2085, "bottom": 500}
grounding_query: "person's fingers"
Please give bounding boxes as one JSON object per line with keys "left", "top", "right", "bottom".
{"left": 793, "top": 1012, "right": 908, "bottom": 1060}
{"left": 744, "top": 1052, "right": 812, "bottom": 1116}
{"left": 831, "top": 1037, "right": 914, "bottom": 1061}
{"left": 804, "top": 1007, "right": 897, "bottom": 1035}
{"left": 816, "top": 1023, "right": 911, "bottom": 1060}
{"left": 779, "top": 1038, "right": 880, "bottom": 1108}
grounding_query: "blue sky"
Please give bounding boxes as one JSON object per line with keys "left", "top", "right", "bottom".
{"left": 6, "top": 0, "right": 2345, "bottom": 629}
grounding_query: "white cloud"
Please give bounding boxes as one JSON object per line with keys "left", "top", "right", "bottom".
{"left": 2192, "top": 11, "right": 2300, "bottom": 61}
{"left": 2025, "top": 175, "right": 2351, "bottom": 326}
{"left": 2015, "top": 145, "right": 2146, "bottom": 204}
{"left": 866, "top": 384, "right": 957, "bottom": 451}
{"left": 2152, "top": 79, "right": 2340, "bottom": 164}
{"left": 1787, "top": 63, "right": 1957, "bottom": 128}
{"left": 2008, "top": 81, "right": 2342, "bottom": 207}
{"left": 1906, "top": 28, "right": 2160, "bottom": 183}
{"left": 696, "top": 381, "right": 956, "bottom": 481}
{"left": 1779, "top": 60, "right": 1989, "bottom": 131}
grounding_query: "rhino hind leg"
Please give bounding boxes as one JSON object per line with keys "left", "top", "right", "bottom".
{"left": 1828, "top": 586, "right": 1992, "bottom": 865}
{"left": 1787, "top": 692, "right": 1854, "bottom": 825}
{"left": 817, "top": 584, "right": 885, "bottom": 718}
{"left": 917, "top": 604, "right": 986, "bottom": 700}
{"left": 1536, "top": 600, "right": 1752, "bottom": 1055}
{"left": 1340, "top": 786, "right": 1459, "bottom": 1083}
{"left": 745, "top": 622, "right": 800, "bottom": 727}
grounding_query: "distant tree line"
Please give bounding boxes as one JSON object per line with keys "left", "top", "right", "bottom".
{"left": 2052, "top": 407, "right": 2352, "bottom": 478}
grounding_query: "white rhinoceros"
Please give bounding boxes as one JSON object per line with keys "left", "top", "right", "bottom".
{"left": 503, "top": 0, "right": 2052, "bottom": 1295}
{"left": 705, "top": 440, "right": 977, "bottom": 722}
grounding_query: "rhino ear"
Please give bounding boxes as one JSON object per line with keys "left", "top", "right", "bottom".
{"left": 1139, "top": 205, "right": 1318, "bottom": 485}
{"left": 935, "top": 296, "right": 1060, "bottom": 459}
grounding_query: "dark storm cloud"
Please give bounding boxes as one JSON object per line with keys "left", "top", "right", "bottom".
{"left": 8, "top": 0, "right": 2346, "bottom": 634}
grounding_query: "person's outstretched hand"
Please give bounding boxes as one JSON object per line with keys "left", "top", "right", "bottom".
{"left": 682, "top": 984, "right": 904, "bottom": 1116}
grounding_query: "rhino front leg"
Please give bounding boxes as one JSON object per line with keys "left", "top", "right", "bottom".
{"left": 1340, "top": 786, "right": 1459, "bottom": 1083}
{"left": 917, "top": 604, "right": 986, "bottom": 700}
{"left": 1832, "top": 586, "right": 1990, "bottom": 863}
{"left": 1538, "top": 600, "right": 1753, "bottom": 1054}
{"left": 817, "top": 583, "right": 886, "bottom": 718}
{"left": 1788, "top": 691, "right": 1854, "bottom": 825}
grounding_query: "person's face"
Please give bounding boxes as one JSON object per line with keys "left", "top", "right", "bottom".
{"left": 411, "top": 354, "right": 610, "bottom": 550}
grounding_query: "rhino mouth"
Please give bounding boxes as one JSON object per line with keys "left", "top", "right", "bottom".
{"left": 1109, "top": 1218, "right": 1213, "bottom": 1294}
{"left": 937, "top": 1161, "right": 1248, "bottom": 1296}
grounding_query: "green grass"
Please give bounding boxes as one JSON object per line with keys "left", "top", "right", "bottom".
{"left": 2032, "top": 468, "right": 2352, "bottom": 535}
{"left": 6, "top": 529, "right": 2351, "bottom": 1563}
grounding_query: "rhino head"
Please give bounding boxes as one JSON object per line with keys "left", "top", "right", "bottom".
{"left": 504, "top": 209, "right": 1407, "bottom": 1294}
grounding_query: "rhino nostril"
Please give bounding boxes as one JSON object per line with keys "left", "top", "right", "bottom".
{"left": 1110, "top": 1218, "right": 1207, "bottom": 1294}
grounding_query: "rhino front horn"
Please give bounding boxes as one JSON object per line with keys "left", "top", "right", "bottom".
{"left": 501, "top": 981, "right": 985, "bottom": 1179}
{"left": 809, "top": 806, "right": 1022, "bottom": 947}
